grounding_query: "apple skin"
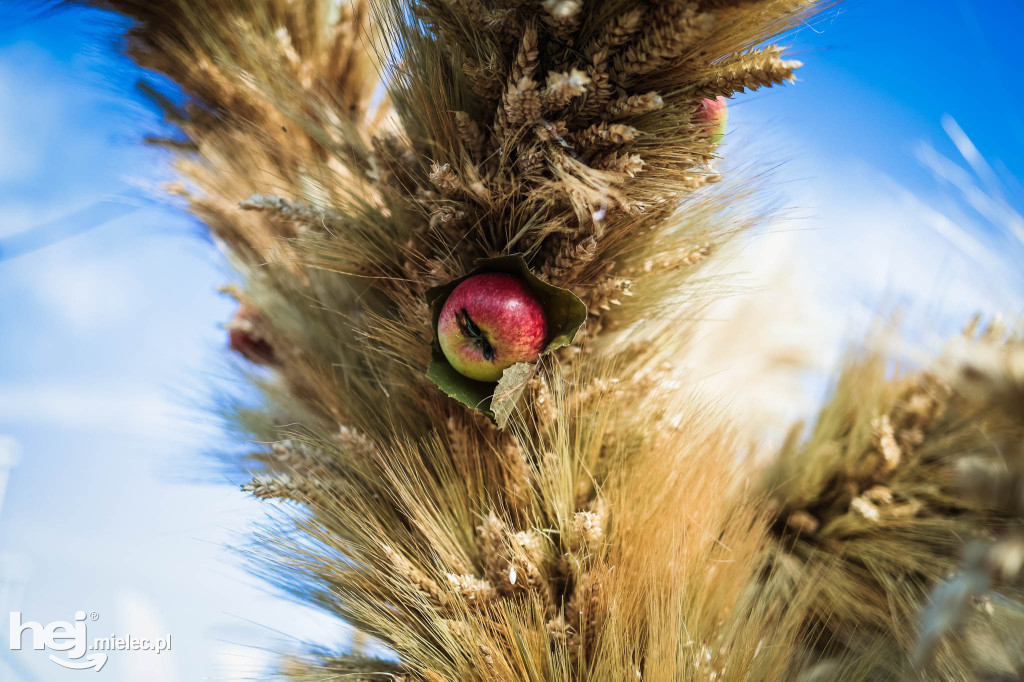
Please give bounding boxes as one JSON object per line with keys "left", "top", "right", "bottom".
{"left": 697, "top": 96, "right": 728, "bottom": 146}
{"left": 227, "top": 304, "right": 276, "bottom": 365}
{"left": 438, "top": 273, "right": 547, "bottom": 382}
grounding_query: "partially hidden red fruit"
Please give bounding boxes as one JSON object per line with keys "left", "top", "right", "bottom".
{"left": 438, "top": 273, "right": 547, "bottom": 382}
{"left": 697, "top": 96, "right": 728, "bottom": 146}
{"left": 227, "top": 305, "right": 276, "bottom": 365}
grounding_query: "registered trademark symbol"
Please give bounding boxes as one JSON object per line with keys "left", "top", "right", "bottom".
{"left": 89, "top": 612, "right": 99, "bottom": 621}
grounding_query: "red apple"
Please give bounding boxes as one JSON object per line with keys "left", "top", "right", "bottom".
{"left": 227, "top": 304, "right": 276, "bottom": 365}
{"left": 438, "top": 273, "right": 547, "bottom": 382}
{"left": 696, "top": 96, "right": 728, "bottom": 146}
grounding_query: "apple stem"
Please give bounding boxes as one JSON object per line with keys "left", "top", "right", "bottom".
{"left": 457, "top": 308, "right": 496, "bottom": 363}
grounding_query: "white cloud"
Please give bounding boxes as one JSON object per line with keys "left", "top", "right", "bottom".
{"left": 0, "top": 48, "right": 68, "bottom": 184}
{"left": 682, "top": 227, "right": 844, "bottom": 447}
{"left": 29, "top": 257, "right": 144, "bottom": 333}
{"left": 0, "top": 204, "right": 39, "bottom": 240}
{"left": 0, "top": 383, "right": 212, "bottom": 439}
{"left": 0, "top": 78, "right": 44, "bottom": 184}
{"left": 113, "top": 589, "right": 179, "bottom": 682}
{"left": 781, "top": 156, "right": 1023, "bottom": 342}
{"left": 688, "top": 138, "right": 1024, "bottom": 448}
{"left": 213, "top": 643, "right": 277, "bottom": 680}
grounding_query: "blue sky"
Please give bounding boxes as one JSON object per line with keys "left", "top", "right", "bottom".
{"left": 774, "top": 1, "right": 1023, "bottom": 184}
{"left": 0, "top": 6, "right": 347, "bottom": 681}
{"left": 1, "top": 1, "right": 1022, "bottom": 680}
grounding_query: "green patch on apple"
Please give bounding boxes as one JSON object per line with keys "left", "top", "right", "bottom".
{"left": 425, "top": 255, "right": 587, "bottom": 428}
